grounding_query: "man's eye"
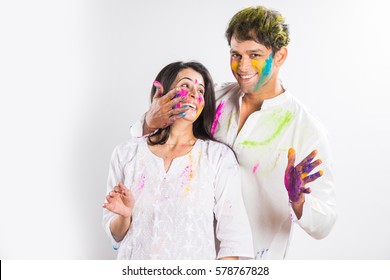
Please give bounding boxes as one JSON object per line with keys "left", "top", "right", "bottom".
{"left": 250, "top": 54, "right": 261, "bottom": 58}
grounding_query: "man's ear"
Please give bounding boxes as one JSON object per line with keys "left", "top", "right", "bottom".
{"left": 274, "top": 47, "right": 288, "bottom": 67}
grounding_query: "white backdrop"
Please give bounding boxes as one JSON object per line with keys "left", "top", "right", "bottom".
{"left": 1, "top": 0, "right": 389, "bottom": 259}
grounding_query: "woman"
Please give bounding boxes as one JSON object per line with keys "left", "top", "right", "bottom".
{"left": 103, "top": 61, "right": 253, "bottom": 260}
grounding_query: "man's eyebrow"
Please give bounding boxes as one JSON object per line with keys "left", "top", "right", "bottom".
{"left": 178, "top": 77, "right": 205, "bottom": 88}
{"left": 230, "top": 49, "right": 265, "bottom": 54}
{"left": 248, "top": 49, "right": 264, "bottom": 53}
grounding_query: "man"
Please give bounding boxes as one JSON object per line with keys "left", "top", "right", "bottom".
{"left": 132, "top": 6, "right": 337, "bottom": 259}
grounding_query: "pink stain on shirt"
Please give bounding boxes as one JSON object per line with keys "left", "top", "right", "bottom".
{"left": 211, "top": 101, "right": 225, "bottom": 136}
{"left": 138, "top": 174, "right": 146, "bottom": 190}
{"left": 253, "top": 161, "right": 260, "bottom": 174}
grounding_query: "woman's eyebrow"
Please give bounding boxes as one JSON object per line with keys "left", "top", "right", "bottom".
{"left": 178, "top": 77, "right": 205, "bottom": 88}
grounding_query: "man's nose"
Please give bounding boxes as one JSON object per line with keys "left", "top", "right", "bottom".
{"left": 238, "top": 56, "right": 251, "bottom": 72}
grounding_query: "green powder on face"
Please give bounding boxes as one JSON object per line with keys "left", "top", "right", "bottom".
{"left": 241, "top": 110, "right": 293, "bottom": 147}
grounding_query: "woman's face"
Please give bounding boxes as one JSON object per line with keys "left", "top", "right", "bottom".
{"left": 171, "top": 68, "right": 205, "bottom": 123}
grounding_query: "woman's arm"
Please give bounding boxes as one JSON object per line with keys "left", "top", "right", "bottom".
{"left": 103, "top": 183, "right": 135, "bottom": 242}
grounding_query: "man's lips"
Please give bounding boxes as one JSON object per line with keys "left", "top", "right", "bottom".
{"left": 237, "top": 73, "right": 257, "bottom": 80}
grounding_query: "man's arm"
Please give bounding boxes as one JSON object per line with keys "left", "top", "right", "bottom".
{"left": 285, "top": 138, "right": 337, "bottom": 240}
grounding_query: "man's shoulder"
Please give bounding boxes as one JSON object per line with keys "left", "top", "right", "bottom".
{"left": 287, "top": 92, "right": 329, "bottom": 136}
{"left": 214, "top": 82, "right": 241, "bottom": 100}
{"left": 198, "top": 139, "right": 235, "bottom": 161}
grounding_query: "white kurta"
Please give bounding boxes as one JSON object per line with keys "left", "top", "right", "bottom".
{"left": 212, "top": 82, "right": 337, "bottom": 259}
{"left": 103, "top": 137, "right": 254, "bottom": 260}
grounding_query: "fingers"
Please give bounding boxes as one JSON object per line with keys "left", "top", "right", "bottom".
{"left": 156, "top": 87, "right": 180, "bottom": 102}
{"left": 117, "top": 182, "right": 127, "bottom": 191}
{"left": 303, "top": 170, "right": 324, "bottom": 184}
{"left": 166, "top": 97, "right": 182, "bottom": 109}
{"left": 153, "top": 80, "right": 164, "bottom": 97}
{"left": 301, "top": 159, "right": 322, "bottom": 175}
{"left": 296, "top": 150, "right": 318, "bottom": 170}
{"left": 170, "top": 106, "right": 189, "bottom": 116}
{"left": 168, "top": 113, "right": 188, "bottom": 123}
{"left": 286, "top": 148, "right": 296, "bottom": 171}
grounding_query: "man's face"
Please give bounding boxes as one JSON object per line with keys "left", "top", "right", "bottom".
{"left": 230, "top": 35, "right": 274, "bottom": 94}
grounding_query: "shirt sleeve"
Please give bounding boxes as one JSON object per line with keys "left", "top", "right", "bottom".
{"left": 129, "top": 113, "right": 158, "bottom": 138}
{"left": 102, "top": 145, "right": 125, "bottom": 250}
{"left": 294, "top": 126, "right": 337, "bottom": 240}
{"left": 213, "top": 147, "right": 254, "bottom": 259}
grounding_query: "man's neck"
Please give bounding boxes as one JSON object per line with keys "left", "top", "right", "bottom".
{"left": 242, "top": 80, "right": 285, "bottom": 110}
{"left": 237, "top": 81, "right": 285, "bottom": 133}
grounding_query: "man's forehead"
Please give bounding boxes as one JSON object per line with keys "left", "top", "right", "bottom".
{"left": 230, "top": 37, "right": 269, "bottom": 52}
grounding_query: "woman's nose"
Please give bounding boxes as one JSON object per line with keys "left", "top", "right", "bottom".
{"left": 189, "top": 86, "right": 198, "bottom": 98}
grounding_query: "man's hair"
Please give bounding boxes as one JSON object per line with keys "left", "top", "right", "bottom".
{"left": 225, "top": 6, "right": 290, "bottom": 53}
{"left": 148, "top": 61, "right": 216, "bottom": 145}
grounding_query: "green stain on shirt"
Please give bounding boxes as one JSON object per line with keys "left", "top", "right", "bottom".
{"left": 241, "top": 110, "right": 293, "bottom": 147}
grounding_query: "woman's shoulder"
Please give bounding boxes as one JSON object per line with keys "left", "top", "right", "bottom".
{"left": 113, "top": 137, "right": 146, "bottom": 154}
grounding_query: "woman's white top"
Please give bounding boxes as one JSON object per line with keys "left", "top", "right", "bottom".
{"left": 103, "top": 137, "right": 254, "bottom": 260}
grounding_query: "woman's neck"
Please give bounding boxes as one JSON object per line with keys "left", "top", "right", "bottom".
{"left": 166, "top": 121, "right": 196, "bottom": 145}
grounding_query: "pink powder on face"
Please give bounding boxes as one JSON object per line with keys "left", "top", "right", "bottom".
{"left": 211, "top": 101, "right": 225, "bottom": 135}
{"left": 178, "top": 88, "right": 189, "bottom": 98}
{"left": 175, "top": 89, "right": 188, "bottom": 108}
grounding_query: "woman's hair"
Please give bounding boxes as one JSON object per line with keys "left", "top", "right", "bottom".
{"left": 225, "top": 6, "right": 290, "bottom": 54}
{"left": 148, "top": 61, "right": 216, "bottom": 145}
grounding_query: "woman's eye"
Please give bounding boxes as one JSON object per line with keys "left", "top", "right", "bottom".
{"left": 197, "top": 89, "right": 204, "bottom": 95}
{"left": 182, "top": 84, "right": 189, "bottom": 88}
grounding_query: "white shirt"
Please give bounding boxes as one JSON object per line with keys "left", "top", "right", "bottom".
{"left": 103, "top": 137, "right": 254, "bottom": 260}
{"left": 212, "top": 82, "right": 337, "bottom": 259}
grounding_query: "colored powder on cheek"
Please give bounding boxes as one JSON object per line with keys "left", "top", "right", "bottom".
{"left": 253, "top": 161, "right": 260, "bottom": 173}
{"left": 195, "top": 95, "right": 204, "bottom": 119}
{"left": 231, "top": 60, "right": 238, "bottom": 75}
{"left": 175, "top": 88, "right": 188, "bottom": 108}
{"left": 178, "top": 88, "right": 189, "bottom": 98}
{"left": 253, "top": 53, "right": 273, "bottom": 91}
{"left": 211, "top": 101, "right": 225, "bottom": 135}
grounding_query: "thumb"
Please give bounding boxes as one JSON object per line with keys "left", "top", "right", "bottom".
{"left": 286, "top": 148, "right": 296, "bottom": 171}
{"left": 153, "top": 80, "right": 164, "bottom": 98}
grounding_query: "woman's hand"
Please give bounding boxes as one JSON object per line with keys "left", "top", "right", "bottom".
{"left": 103, "top": 182, "right": 135, "bottom": 218}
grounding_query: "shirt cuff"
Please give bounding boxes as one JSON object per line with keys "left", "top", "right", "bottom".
{"left": 288, "top": 201, "right": 299, "bottom": 222}
{"left": 130, "top": 119, "right": 158, "bottom": 138}
{"left": 105, "top": 216, "right": 122, "bottom": 250}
